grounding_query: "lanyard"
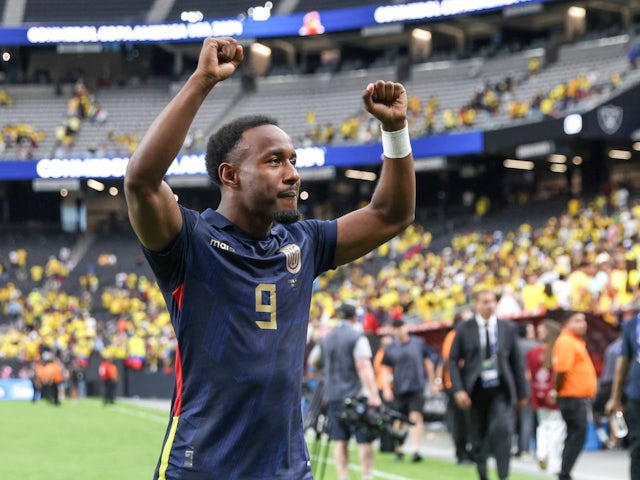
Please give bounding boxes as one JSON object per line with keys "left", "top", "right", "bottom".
{"left": 487, "top": 322, "right": 497, "bottom": 356}
{"left": 480, "top": 319, "right": 497, "bottom": 356}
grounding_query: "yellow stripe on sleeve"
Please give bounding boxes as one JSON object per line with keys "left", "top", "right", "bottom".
{"left": 158, "top": 416, "right": 180, "bottom": 480}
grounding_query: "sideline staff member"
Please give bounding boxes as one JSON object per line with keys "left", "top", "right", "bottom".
{"left": 552, "top": 312, "right": 597, "bottom": 480}
{"left": 440, "top": 311, "right": 472, "bottom": 464}
{"left": 124, "top": 37, "right": 416, "bottom": 479}
{"left": 382, "top": 318, "right": 436, "bottom": 462}
{"left": 310, "top": 303, "right": 381, "bottom": 480}
{"left": 449, "top": 288, "right": 529, "bottom": 480}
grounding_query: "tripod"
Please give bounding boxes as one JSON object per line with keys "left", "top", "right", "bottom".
{"left": 303, "top": 380, "right": 332, "bottom": 480}
{"left": 309, "top": 408, "right": 332, "bottom": 480}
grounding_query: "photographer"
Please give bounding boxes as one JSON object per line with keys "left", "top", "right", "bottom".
{"left": 309, "top": 303, "right": 381, "bottom": 480}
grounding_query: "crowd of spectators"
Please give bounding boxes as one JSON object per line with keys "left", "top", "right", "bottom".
{"left": 53, "top": 80, "right": 108, "bottom": 158}
{"left": 300, "top": 60, "right": 627, "bottom": 149}
{"left": 308, "top": 185, "right": 640, "bottom": 337}
{"left": 0, "top": 186, "right": 638, "bottom": 382}
{"left": 0, "top": 122, "right": 46, "bottom": 159}
{"left": 0, "top": 83, "right": 43, "bottom": 158}
{"left": 0, "top": 248, "right": 176, "bottom": 379}
{"left": 0, "top": 89, "right": 12, "bottom": 107}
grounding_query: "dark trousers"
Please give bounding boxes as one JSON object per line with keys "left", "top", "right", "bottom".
{"left": 558, "top": 397, "right": 588, "bottom": 480}
{"left": 31, "top": 380, "right": 41, "bottom": 402}
{"left": 469, "top": 383, "right": 514, "bottom": 480}
{"left": 515, "top": 402, "right": 534, "bottom": 454}
{"left": 103, "top": 379, "right": 116, "bottom": 404}
{"left": 43, "top": 382, "right": 60, "bottom": 404}
{"left": 627, "top": 399, "right": 640, "bottom": 480}
{"left": 446, "top": 388, "right": 470, "bottom": 461}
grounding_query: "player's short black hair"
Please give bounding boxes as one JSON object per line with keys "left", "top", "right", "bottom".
{"left": 205, "top": 115, "right": 278, "bottom": 185}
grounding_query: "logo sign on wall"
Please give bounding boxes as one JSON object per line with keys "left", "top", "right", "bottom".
{"left": 0, "top": 379, "right": 34, "bottom": 401}
{"left": 597, "top": 104, "right": 623, "bottom": 135}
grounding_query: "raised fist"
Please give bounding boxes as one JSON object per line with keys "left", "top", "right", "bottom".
{"left": 196, "top": 37, "right": 244, "bottom": 85}
{"left": 362, "top": 80, "right": 407, "bottom": 132}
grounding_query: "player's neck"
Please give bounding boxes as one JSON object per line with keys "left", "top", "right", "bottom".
{"left": 216, "top": 204, "right": 273, "bottom": 239}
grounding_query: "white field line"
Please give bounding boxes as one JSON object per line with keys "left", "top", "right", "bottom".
{"left": 88, "top": 401, "right": 168, "bottom": 425}
{"left": 308, "top": 454, "right": 414, "bottom": 480}
{"left": 308, "top": 441, "right": 415, "bottom": 480}
{"left": 101, "top": 405, "right": 415, "bottom": 480}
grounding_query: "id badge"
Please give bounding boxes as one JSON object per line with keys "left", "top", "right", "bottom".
{"left": 481, "top": 357, "right": 500, "bottom": 388}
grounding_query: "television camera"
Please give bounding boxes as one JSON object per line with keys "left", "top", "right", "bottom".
{"left": 337, "top": 396, "right": 413, "bottom": 444}
{"left": 303, "top": 383, "right": 414, "bottom": 480}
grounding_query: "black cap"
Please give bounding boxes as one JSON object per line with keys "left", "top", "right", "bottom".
{"left": 336, "top": 303, "right": 357, "bottom": 319}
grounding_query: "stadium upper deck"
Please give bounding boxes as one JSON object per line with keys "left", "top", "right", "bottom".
{"left": 8, "top": 1, "right": 383, "bottom": 25}
{"left": 1, "top": 29, "right": 638, "bottom": 161}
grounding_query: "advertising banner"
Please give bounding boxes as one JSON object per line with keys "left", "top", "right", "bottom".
{"left": 0, "top": 1, "right": 553, "bottom": 45}
{"left": 0, "top": 131, "right": 483, "bottom": 180}
{"left": 0, "top": 379, "right": 34, "bottom": 401}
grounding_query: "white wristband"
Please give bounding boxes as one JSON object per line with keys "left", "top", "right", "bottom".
{"left": 381, "top": 123, "right": 412, "bottom": 158}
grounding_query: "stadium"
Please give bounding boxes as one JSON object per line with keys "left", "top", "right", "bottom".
{"left": 0, "top": 1, "right": 639, "bottom": 479}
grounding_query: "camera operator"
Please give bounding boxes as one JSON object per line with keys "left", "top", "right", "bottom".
{"left": 309, "top": 302, "right": 381, "bottom": 480}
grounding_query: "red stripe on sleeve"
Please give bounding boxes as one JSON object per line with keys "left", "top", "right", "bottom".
{"left": 173, "top": 345, "right": 183, "bottom": 417}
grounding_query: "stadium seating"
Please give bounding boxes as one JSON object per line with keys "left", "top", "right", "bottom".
{"left": 0, "top": 85, "right": 69, "bottom": 158}
{"left": 0, "top": 226, "right": 77, "bottom": 268}
{"left": 164, "top": 1, "right": 268, "bottom": 22}
{"left": 23, "top": 0, "right": 154, "bottom": 24}
{"left": 10, "top": 0, "right": 389, "bottom": 26}
{"left": 65, "top": 231, "right": 153, "bottom": 294}
{"left": 2, "top": 29, "right": 638, "bottom": 161}
{"left": 293, "top": 0, "right": 378, "bottom": 13}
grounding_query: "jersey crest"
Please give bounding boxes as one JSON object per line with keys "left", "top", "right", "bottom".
{"left": 279, "top": 244, "right": 301, "bottom": 274}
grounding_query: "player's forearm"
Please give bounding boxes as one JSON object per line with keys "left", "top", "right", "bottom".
{"left": 126, "top": 72, "right": 216, "bottom": 188}
{"left": 368, "top": 151, "right": 416, "bottom": 232}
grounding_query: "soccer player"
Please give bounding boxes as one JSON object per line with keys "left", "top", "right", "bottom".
{"left": 124, "top": 37, "right": 415, "bottom": 479}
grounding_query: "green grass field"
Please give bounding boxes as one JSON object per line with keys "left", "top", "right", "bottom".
{"left": 0, "top": 398, "right": 545, "bottom": 480}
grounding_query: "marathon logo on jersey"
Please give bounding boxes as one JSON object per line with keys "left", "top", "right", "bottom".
{"left": 597, "top": 104, "right": 623, "bottom": 135}
{"left": 209, "top": 237, "right": 235, "bottom": 253}
{"left": 279, "top": 244, "right": 301, "bottom": 274}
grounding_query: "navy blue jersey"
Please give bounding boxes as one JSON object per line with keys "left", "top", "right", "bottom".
{"left": 144, "top": 206, "right": 337, "bottom": 480}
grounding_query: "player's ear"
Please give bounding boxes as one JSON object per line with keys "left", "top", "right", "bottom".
{"left": 218, "top": 162, "right": 239, "bottom": 188}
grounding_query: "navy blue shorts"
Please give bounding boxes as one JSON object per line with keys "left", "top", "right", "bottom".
{"left": 393, "top": 390, "right": 425, "bottom": 417}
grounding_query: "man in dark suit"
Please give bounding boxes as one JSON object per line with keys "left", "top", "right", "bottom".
{"left": 449, "top": 288, "right": 529, "bottom": 480}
